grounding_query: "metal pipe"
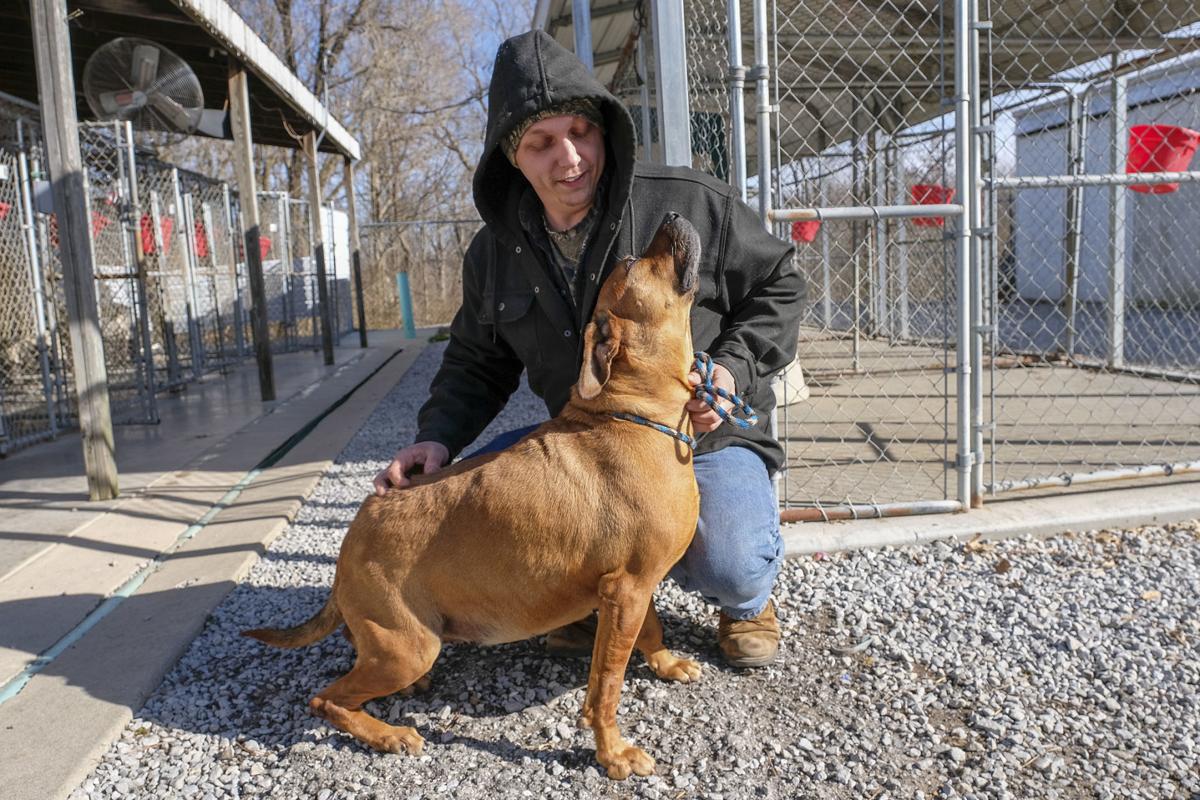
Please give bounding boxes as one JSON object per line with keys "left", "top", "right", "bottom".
{"left": 889, "top": 143, "right": 911, "bottom": 340}
{"left": 223, "top": 183, "right": 246, "bottom": 358}
{"left": 572, "top": 0, "right": 594, "bottom": 70}
{"left": 1108, "top": 56, "right": 1128, "bottom": 369}
{"left": 120, "top": 120, "right": 158, "bottom": 422}
{"left": 986, "top": 461, "right": 1200, "bottom": 496}
{"left": 651, "top": 0, "right": 692, "bottom": 166}
{"left": 771, "top": 204, "right": 965, "bottom": 222}
{"left": 1062, "top": 92, "right": 1089, "bottom": 357}
{"left": 752, "top": 0, "right": 771, "bottom": 222}
{"left": 968, "top": 0, "right": 984, "bottom": 508}
{"left": 953, "top": 0, "right": 974, "bottom": 510}
{"left": 636, "top": 32, "right": 655, "bottom": 162}
{"left": 780, "top": 499, "right": 964, "bottom": 523}
{"left": 871, "top": 129, "right": 888, "bottom": 336}
{"left": 991, "top": 170, "right": 1200, "bottom": 189}
{"left": 172, "top": 169, "right": 203, "bottom": 378}
{"left": 726, "top": 0, "right": 747, "bottom": 200}
{"left": 818, "top": 180, "right": 833, "bottom": 328}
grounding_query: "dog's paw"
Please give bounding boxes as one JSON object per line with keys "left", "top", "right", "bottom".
{"left": 645, "top": 651, "right": 702, "bottom": 683}
{"left": 376, "top": 727, "right": 424, "bottom": 755}
{"left": 597, "top": 745, "right": 655, "bottom": 780}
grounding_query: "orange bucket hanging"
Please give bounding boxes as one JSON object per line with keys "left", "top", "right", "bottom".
{"left": 910, "top": 184, "right": 955, "bottom": 226}
{"left": 1126, "top": 124, "right": 1200, "bottom": 194}
{"left": 791, "top": 219, "right": 821, "bottom": 243}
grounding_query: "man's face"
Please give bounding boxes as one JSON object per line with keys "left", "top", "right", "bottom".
{"left": 513, "top": 114, "right": 605, "bottom": 228}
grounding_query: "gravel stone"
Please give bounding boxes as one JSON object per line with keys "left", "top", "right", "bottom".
{"left": 63, "top": 344, "right": 1200, "bottom": 799}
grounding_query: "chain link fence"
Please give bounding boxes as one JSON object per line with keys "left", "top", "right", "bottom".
{"left": 670, "top": 0, "right": 1200, "bottom": 515}
{"left": 0, "top": 109, "right": 356, "bottom": 456}
{"left": 0, "top": 110, "right": 72, "bottom": 453}
{"left": 983, "top": 9, "right": 1200, "bottom": 495}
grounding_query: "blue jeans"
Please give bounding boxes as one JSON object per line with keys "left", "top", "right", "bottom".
{"left": 465, "top": 426, "right": 782, "bottom": 621}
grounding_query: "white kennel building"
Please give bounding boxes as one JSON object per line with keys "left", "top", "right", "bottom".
{"left": 1013, "top": 54, "right": 1200, "bottom": 307}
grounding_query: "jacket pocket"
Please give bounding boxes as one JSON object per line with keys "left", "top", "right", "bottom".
{"left": 477, "top": 290, "right": 541, "bottom": 366}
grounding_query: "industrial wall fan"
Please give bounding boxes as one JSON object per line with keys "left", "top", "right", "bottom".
{"left": 82, "top": 37, "right": 226, "bottom": 137}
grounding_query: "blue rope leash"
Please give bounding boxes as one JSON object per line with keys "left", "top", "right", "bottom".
{"left": 607, "top": 351, "right": 757, "bottom": 449}
{"left": 690, "top": 351, "right": 758, "bottom": 429}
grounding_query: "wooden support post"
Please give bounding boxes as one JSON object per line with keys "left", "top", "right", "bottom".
{"left": 30, "top": 0, "right": 118, "bottom": 500}
{"left": 304, "top": 132, "right": 335, "bottom": 364}
{"left": 344, "top": 158, "right": 368, "bottom": 348}
{"left": 228, "top": 59, "right": 275, "bottom": 401}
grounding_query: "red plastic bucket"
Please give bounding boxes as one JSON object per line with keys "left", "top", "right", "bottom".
{"left": 791, "top": 219, "right": 821, "bottom": 243}
{"left": 910, "top": 184, "right": 955, "bottom": 227}
{"left": 1126, "top": 124, "right": 1200, "bottom": 194}
{"left": 139, "top": 214, "right": 174, "bottom": 255}
{"left": 259, "top": 235, "right": 272, "bottom": 260}
{"left": 194, "top": 221, "right": 210, "bottom": 259}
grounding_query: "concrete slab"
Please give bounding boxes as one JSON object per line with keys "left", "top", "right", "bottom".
{"left": 0, "top": 331, "right": 430, "bottom": 800}
{"left": 782, "top": 476, "right": 1200, "bottom": 555}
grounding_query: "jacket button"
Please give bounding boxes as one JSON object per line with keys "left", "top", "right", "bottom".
{"left": 589, "top": 273, "right": 596, "bottom": 281}
{"left": 498, "top": 302, "right": 506, "bottom": 311}
{"left": 533, "top": 286, "right": 540, "bottom": 293}
{"left": 563, "top": 330, "right": 572, "bottom": 338}
{"left": 609, "top": 222, "right": 616, "bottom": 230}
{"left": 515, "top": 245, "right": 522, "bottom": 254}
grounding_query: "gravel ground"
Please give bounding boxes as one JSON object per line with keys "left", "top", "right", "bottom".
{"left": 71, "top": 343, "right": 1200, "bottom": 800}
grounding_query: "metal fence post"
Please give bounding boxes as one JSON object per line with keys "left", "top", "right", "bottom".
{"left": 223, "top": 182, "right": 247, "bottom": 358}
{"left": 968, "top": 0, "right": 985, "bottom": 507}
{"left": 120, "top": 120, "right": 158, "bottom": 422}
{"left": 888, "top": 142, "right": 911, "bottom": 339}
{"left": 344, "top": 158, "right": 368, "bottom": 347}
{"left": 1108, "top": 59, "right": 1127, "bottom": 369}
{"left": 572, "top": 0, "right": 594, "bottom": 70}
{"left": 953, "top": 0, "right": 974, "bottom": 510}
{"left": 30, "top": 0, "right": 118, "bottom": 499}
{"left": 171, "top": 168, "right": 203, "bottom": 378}
{"left": 395, "top": 272, "right": 416, "bottom": 339}
{"left": 726, "top": 0, "right": 747, "bottom": 201}
{"left": 651, "top": 0, "right": 692, "bottom": 167}
{"left": 303, "top": 132, "right": 335, "bottom": 365}
{"left": 1063, "top": 91, "right": 1088, "bottom": 358}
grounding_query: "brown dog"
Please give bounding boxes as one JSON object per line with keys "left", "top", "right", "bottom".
{"left": 245, "top": 212, "right": 704, "bottom": 779}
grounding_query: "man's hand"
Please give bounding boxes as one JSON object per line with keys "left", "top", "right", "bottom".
{"left": 685, "top": 362, "right": 737, "bottom": 434}
{"left": 373, "top": 441, "right": 451, "bottom": 495}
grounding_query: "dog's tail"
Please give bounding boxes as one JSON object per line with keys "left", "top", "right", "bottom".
{"left": 243, "top": 594, "right": 343, "bottom": 649}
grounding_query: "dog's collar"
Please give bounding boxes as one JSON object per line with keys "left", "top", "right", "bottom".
{"left": 608, "top": 412, "right": 697, "bottom": 450}
{"left": 604, "top": 351, "right": 758, "bottom": 450}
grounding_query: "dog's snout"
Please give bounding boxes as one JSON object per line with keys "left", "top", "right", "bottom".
{"left": 664, "top": 211, "right": 680, "bottom": 223}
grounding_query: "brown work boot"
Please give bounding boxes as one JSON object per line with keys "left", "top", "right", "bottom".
{"left": 718, "top": 600, "right": 780, "bottom": 668}
{"left": 544, "top": 611, "right": 598, "bottom": 657}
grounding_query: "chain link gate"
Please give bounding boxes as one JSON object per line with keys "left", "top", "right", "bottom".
{"left": 0, "top": 114, "right": 72, "bottom": 453}
{"left": 676, "top": 1, "right": 963, "bottom": 517}
{"left": 668, "top": 0, "right": 1200, "bottom": 517}
{"left": 78, "top": 121, "right": 157, "bottom": 424}
{"left": 981, "top": 4, "right": 1200, "bottom": 496}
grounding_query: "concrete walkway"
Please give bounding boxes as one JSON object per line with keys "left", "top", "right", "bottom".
{"left": 0, "top": 329, "right": 429, "bottom": 800}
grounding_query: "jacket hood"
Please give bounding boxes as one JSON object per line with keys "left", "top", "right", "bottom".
{"left": 474, "top": 30, "right": 637, "bottom": 238}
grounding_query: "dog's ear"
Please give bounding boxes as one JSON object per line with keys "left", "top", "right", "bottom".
{"left": 578, "top": 313, "right": 622, "bottom": 400}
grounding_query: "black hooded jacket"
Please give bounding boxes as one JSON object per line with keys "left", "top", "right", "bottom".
{"left": 415, "top": 30, "right": 803, "bottom": 473}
